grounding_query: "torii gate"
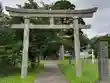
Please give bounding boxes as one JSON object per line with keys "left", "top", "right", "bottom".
{"left": 5, "top": 6, "right": 98, "bottom": 78}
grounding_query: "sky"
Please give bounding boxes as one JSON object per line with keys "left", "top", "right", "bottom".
{"left": 0, "top": 0, "right": 110, "bottom": 39}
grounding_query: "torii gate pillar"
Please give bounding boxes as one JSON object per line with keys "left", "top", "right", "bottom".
{"left": 21, "top": 17, "right": 30, "bottom": 78}
{"left": 73, "top": 16, "right": 81, "bottom": 77}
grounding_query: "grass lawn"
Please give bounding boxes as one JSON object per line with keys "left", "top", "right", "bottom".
{"left": 58, "top": 60, "right": 98, "bottom": 83}
{"left": 0, "top": 64, "right": 44, "bottom": 83}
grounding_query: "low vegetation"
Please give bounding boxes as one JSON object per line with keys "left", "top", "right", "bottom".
{"left": 0, "top": 64, "right": 44, "bottom": 83}
{"left": 58, "top": 60, "right": 98, "bottom": 83}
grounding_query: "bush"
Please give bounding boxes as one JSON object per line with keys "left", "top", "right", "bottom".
{"left": 64, "top": 56, "right": 70, "bottom": 60}
{"left": 0, "top": 41, "right": 22, "bottom": 67}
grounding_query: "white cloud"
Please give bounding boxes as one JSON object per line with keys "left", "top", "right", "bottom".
{"left": 71, "top": 0, "right": 110, "bottom": 9}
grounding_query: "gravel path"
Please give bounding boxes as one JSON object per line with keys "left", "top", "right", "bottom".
{"left": 34, "top": 61, "right": 67, "bottom": 83}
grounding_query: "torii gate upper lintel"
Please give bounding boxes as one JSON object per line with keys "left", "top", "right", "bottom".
{"left": 5, "top": 6, "right": 98, "bottom": 79}
{"left": 5, "top": 6, "right": 98, "bottom": 18}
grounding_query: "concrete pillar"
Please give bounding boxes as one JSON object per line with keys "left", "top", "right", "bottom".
{"left": 21, "top": 17, "right": 30, "bottom": 79}
{"left": 73, "top": 16, "right": 82, "bottom": 77}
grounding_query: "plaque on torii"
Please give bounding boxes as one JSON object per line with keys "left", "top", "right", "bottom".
{"left": 5, "top": 6, "right": 98, "bottom": 79}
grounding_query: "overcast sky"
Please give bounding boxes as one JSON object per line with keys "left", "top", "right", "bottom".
{"left": 0, "top": 0, "right": 110, "bottom": 39}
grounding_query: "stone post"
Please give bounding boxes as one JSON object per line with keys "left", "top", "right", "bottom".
{"left": 60, "top": 44, "right": 64, "bottom": 60}
{"left": 21, "top": 17, "right": 30, "bottom": 79}
{"left": 97, "top": 41, "right": 109, "bottom": 83}
{"left": 92, "top": 49, "right": 95, "bottom": 64}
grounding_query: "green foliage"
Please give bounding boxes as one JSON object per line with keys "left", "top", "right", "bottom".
{"left": 0, "top": 27, "right": 22, "bottom": 67}
{"left": 0, "top": 42, "right": 22, "bottom": 66}
{"left": 64, "top": 56, "right": 70, "bottom": 60}
{"left": 0, "top": 28, "right": 16, "bottom": 44}
{"left": 52, "top": 0, "right": 75, "bottom": 9}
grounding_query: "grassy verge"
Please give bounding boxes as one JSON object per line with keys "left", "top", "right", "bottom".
{"left": 58, "top": 60, "right": 98, "bottom": 83}
{"left": 0, "top": 64, "right": 44, "bottom": 83}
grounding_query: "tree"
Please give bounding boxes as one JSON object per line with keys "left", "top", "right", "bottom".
{"left": 0, "top": 27, "right": 22, "bottom": 68}
{"left": 52, "top": 0, "right": 88, "bottom": 49}
{"left": 0, "top": 2, "right": 3, "bottom": 15}
{"left": 0, "top": 2, "right": 10, "bottom": 25}
{"left": 52, "top": 0, "right": 75, "bottom": 9}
